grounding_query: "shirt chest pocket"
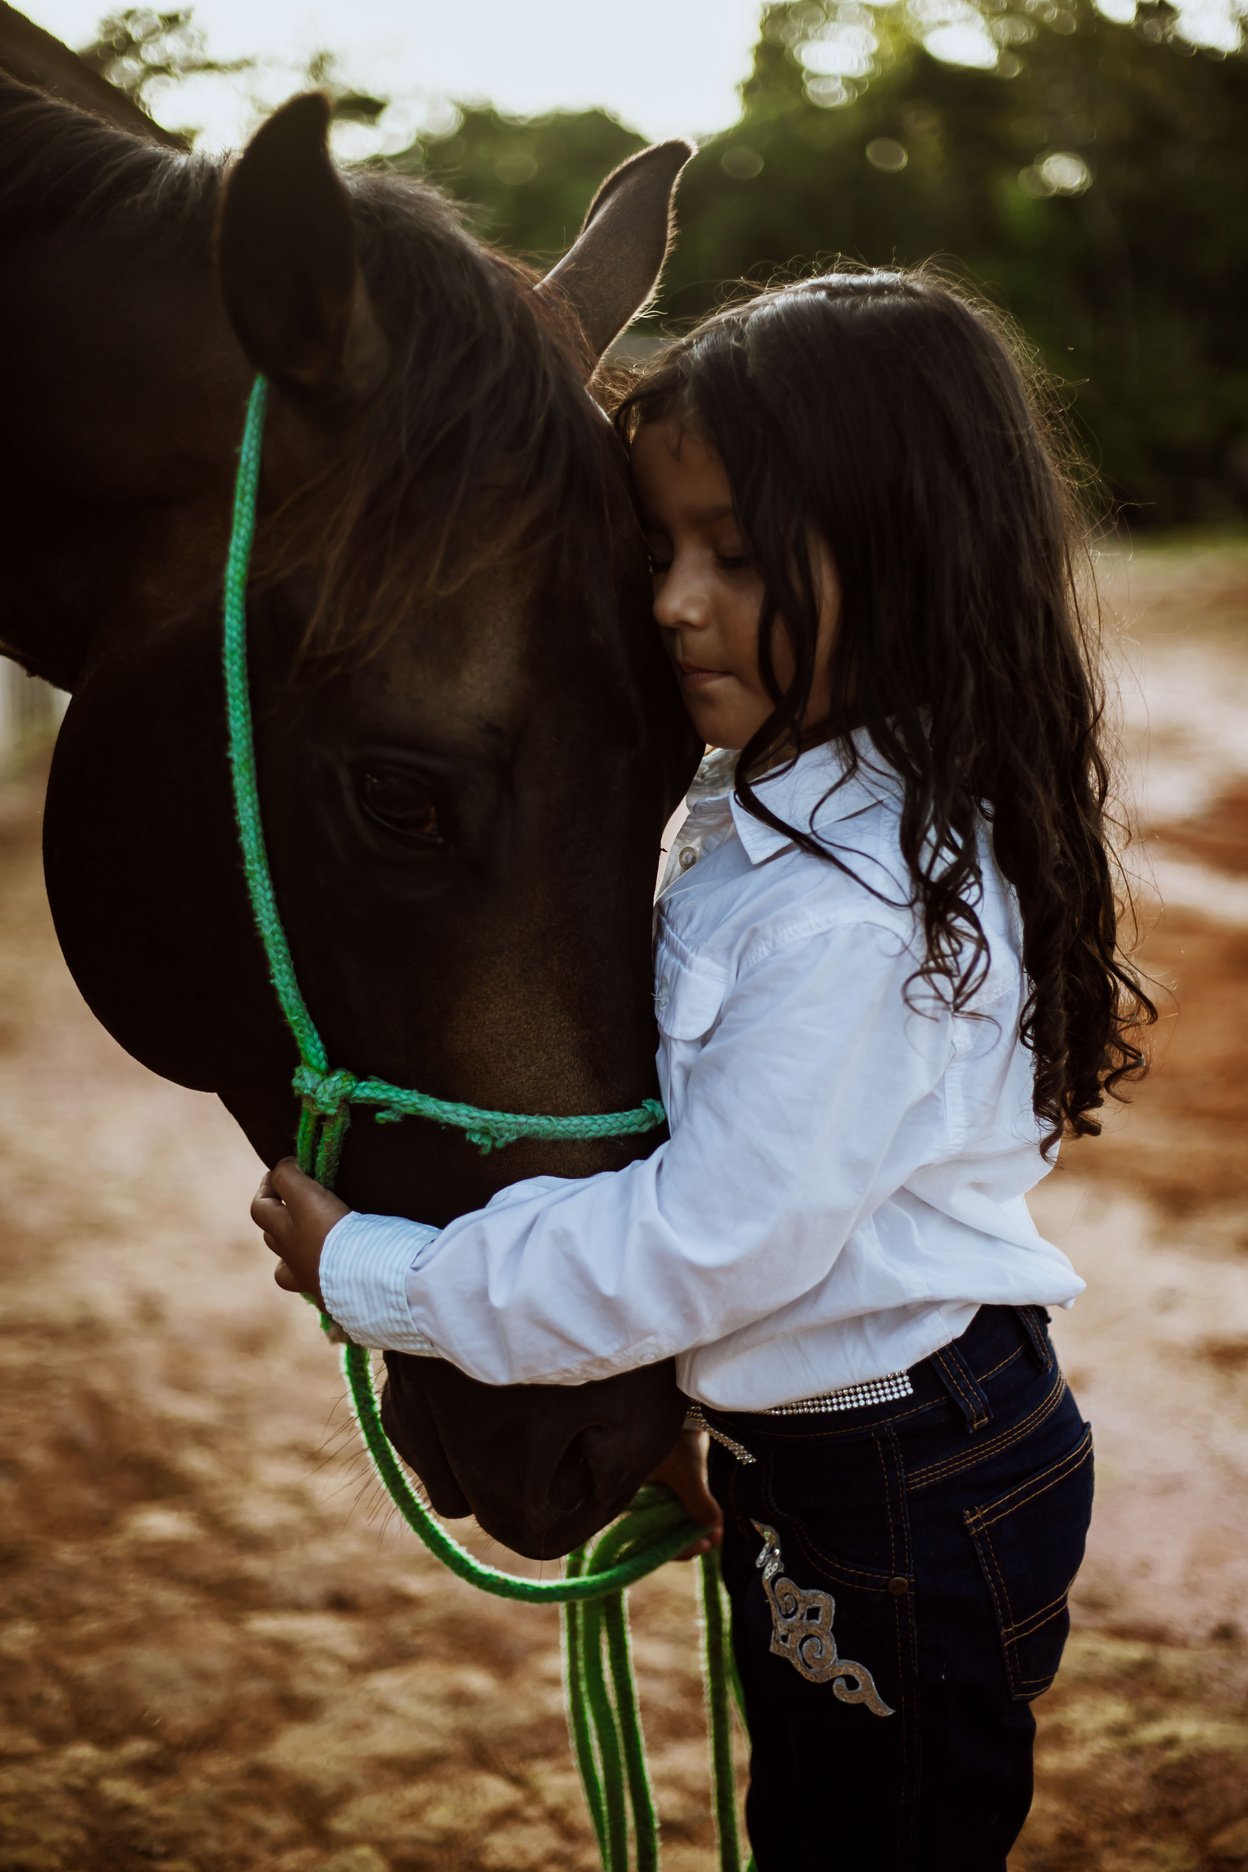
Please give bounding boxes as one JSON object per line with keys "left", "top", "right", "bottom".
{"left": 654, "top": 954, "right": 728, "bottom": 1042}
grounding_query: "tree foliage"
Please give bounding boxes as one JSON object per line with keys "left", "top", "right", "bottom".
{"left": 671, "top": 0, "right": 1248, "bottom": 522}
{"left": 76, "top": 9, "right": 248, "bottom": 126}
{"left": 390, "top": 1, "right": 1247, "bottom": 522}
{"left": 80, "top": 3, "right": 1248, "bottom": 522}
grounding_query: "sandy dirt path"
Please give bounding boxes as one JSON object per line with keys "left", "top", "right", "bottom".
{"left": 1, "top": 539, "right": 1246, "bottom": 1872}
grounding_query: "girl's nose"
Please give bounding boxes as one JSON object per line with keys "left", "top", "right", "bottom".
{"left": 652, "top": 560, "right": 710, "bottom": 632}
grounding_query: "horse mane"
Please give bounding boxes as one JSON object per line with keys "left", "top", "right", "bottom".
{"left": 273, "top": 168, "right": 633, "bottom": 662}
{"left": 0, "top": 74, "right": 217, "bottom": 245}
{"left": 0, "top": 74, "right": 633, "bottom": 657}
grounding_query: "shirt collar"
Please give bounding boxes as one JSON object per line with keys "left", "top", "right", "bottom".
{"left": 687, "top": 733, "right": 901, "bottom": 867}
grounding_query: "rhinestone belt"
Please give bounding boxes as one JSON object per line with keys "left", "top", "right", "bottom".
{"left": 765, "top": 1372, "right": 914, "bottom": 1414}
{"left": 687, "top": 1370, "right": 916, "bottom": 1466}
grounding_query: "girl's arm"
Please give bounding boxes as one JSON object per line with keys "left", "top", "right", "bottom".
{"left": 256, "top": 915, "right": 952, "bottom": 1385}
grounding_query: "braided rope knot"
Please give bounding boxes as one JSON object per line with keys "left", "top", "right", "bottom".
{"left": 292, "top": 1064, "right": 360, "bottom": 1117}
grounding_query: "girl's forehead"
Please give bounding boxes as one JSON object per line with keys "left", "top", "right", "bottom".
{"left": 630, "top": 418, "right": 733, "bottom": 517}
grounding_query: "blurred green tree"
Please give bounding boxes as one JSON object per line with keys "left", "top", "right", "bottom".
{"left": 397, "top": 104, "right": 643, "bottom": 259}
{"left": 77, "top": 2, "right": 1247, "bottom": 521}
{"left": 75, "top": 11, "right": 386, "bottom": 138}
{"left": 660, "top": 0, "right": 1248, "bottom": 521}
{"left": 76, "top": 9, "right": 249, "bottom": 125}
{"left": 386, "top": 0, "right": 1247, "bottom": 520}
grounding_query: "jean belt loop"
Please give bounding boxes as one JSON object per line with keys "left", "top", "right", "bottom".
{"left": 1016, "top": 1304, "right": 1055, "bottom": 1373}
{"left": 929, "top": 1336, "right": 991, "bottom": 1434}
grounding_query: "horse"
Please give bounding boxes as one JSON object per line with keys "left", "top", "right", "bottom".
{"left": 0, "top": 54, "right": 701, "bottom": 1562}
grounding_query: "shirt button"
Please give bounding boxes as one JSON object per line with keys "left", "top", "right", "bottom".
{"left": 655, "top": 984, "right": 670, "bottom": 1011}
{"left": 887, "top": 1576, "right": 910, "bottom": 1596}
{"left": 678, "top": 847, "right": 698, "bottom": 870}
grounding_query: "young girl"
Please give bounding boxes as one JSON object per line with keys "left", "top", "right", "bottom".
{"left": 252, "top": 266, "right": 1153, "bottom": 1871}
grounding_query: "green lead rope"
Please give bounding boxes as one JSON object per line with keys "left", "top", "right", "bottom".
{"left": 223, "top": 375, "right": 751, "bottom": 1870}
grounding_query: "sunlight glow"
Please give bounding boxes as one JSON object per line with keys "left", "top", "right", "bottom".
{"left": 24, "top": 0, "right": 766, "bottom": 146}
{"left": 1172, "top": 0, "right": 1245, "bottom": 50}
{"left": 923, "top": 19, "right": 1000, "bottom": 64}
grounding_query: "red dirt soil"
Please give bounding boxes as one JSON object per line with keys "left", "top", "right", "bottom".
{"left": 1, "top": 539, "right": 1246, "bottom": 1871}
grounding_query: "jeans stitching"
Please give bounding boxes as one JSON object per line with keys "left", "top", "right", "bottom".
{"left": 1009, "top": 1585, "right": 1077, "bottom": 1641}
{"left": 789, "top": 1524, "right": 899, "bottom": 1590}
{"left": 877, "top": 1429, "right": 900, "bottom": 1576}
{"left": 977, "top": 1344, "right": 1024, "bottom": 1384}
{"left": 964, "top": 1506, "right": 1017, "bottom": 1685}
{"left": 934, "top": 1344, "right": 990, "bottom": 1430}
{"left": 866, "top": 1424, "right": 915, "bottom": 1866}
{"left": 1018, "top": 1304, "right": 1055, "bottom": 1372}
{"left": 908, "top": 1374, "right": 1068, "bottom": 1490}
{"left": 932, "top": 1346, "right": 975, "bottom": 1418}
{"left": 916, "top": 1375, "right": 1065, "bottom": 1487}
{"left": 967, "top": 1428, "right": 1093, "bottom": 1530}
{"left": 714, "top": 1334, "right": 1030, "bottom": 1446}
{"left": 881, "top": 1425, "right": 919, "bottom": 1867}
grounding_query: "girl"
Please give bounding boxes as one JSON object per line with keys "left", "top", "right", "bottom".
{"left": 252, "top": 266, "right": 1154, "bottom": 1871}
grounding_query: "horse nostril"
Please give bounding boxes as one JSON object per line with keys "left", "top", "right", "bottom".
{"left": 542, "top": 1419, "right": 644, "bottom": 1530}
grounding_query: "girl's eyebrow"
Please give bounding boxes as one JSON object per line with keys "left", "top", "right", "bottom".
{"left": 637, "top": 503, "right": 736, "bottom": 530}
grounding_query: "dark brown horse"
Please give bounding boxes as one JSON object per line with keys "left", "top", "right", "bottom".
{"left": 0, "top": 50, "right": 700, "bottom": 1557}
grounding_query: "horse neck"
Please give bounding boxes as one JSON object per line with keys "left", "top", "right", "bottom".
{"left": 0, "top": 82, "right": 237, "bottom": 687}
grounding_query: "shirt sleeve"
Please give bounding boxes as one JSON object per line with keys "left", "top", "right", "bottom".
{"left": 319, "top": 916, "right": 953, "bottom": 1382}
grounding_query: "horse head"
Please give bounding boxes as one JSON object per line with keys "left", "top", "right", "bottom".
{"left": 0, "top": 73, "right": 700, "bottom": 1558}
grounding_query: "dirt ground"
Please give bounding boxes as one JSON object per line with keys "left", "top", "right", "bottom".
{"left": 1, "top": 537, "right": 1247, "bottom": 1872}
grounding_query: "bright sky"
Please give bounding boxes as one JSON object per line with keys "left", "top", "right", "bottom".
{"left": 24, "top": 0, "right": 768, "bottom": 148}
{"left": 22, "top": 0, "right": 1247, "bottom": 153}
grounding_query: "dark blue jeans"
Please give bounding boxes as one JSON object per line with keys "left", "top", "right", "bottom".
{"left": 705, "top": 1305, "right": 1094, "bottom": 1872}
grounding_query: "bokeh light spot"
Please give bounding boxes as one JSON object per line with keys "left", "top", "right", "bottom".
{"left": 866, "top": 136, "right": 909, "bottom": 170}
{"left": 1019, "top": 148, "right": 1094, "bottom": 195}
{"left": 721, "top": 145, "right": 765, "bottom": 179}
{"left": 805, "top": 73, "right": 855, "bottom": 107}
{"left": 1039, "top": 148, "right": 1093, "bottom": 192}
{"left": 923, "top": 20, "right": 1000, "bottom": 66}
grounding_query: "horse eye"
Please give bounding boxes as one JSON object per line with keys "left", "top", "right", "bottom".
{"left": 357, "top": 768, "right": 444, "bottom": 844}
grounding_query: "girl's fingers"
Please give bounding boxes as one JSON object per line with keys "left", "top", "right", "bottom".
{"left": 265, "top": 1159, "right": 351, "bottom": 1233}
{"left": 269, "top": 1157, "right": 314, "bottom": 1203}
{"left": 675, "top": 1532, "right": 720, "bottom": 1563}
{"left": 274, "top": 1260, "right": 303, "bottom": 1293}
{"left": 250, "top": 1187, "right": 289, "bottom": 1249}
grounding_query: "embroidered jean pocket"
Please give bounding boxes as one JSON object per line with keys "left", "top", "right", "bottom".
{"left": 964, "top": 1420, "right": 1094, "bottom": 1702}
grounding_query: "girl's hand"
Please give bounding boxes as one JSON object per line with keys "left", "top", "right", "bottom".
{"left": 646, "top": 1422, "right": 724, "bottom": 1561}
{"left": 249, "top": 1158, "right": 349, "bottom": 1309}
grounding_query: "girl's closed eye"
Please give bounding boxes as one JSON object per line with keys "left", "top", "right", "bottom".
{"left": 644, "top": 530, "right": 672, "bottom": 573}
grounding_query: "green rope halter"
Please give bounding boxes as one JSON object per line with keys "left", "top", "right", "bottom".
{"left": 223, "top": 375, "right": 750, "bottom": 1872}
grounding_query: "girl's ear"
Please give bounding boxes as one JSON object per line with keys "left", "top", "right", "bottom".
{"left": 536, "top": 140, "right": 695, "bottom": 375}
{"left": 215, "top": 92, "right": 389, "bottom": 408}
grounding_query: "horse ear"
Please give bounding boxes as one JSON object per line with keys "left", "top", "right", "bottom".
{"left": 215, "top": 92, "right": 389, "bottom": 405}
{"left": 536, "top": 139, "right": 696, "bottom": 374}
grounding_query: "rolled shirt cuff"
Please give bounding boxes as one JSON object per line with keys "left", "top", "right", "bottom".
{"left": 319, "top": 1211, "right": 442, "bottom": 1354}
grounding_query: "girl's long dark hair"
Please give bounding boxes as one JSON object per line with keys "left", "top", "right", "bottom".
{"left": 618, "top": 267, "right": 1154, "bottom": 1153}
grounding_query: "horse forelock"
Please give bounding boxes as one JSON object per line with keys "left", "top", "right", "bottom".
{"left": 262, "top": 169, "right": 638, "bottom": 664}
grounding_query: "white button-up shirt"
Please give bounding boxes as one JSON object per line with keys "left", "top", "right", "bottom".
{"left": 320, "top": 739, "right": 1083, "bottom": 1409}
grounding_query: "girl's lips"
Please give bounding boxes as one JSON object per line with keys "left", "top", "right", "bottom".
{"left": 676, "top": 662, "right": 727, "bottom": 686}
